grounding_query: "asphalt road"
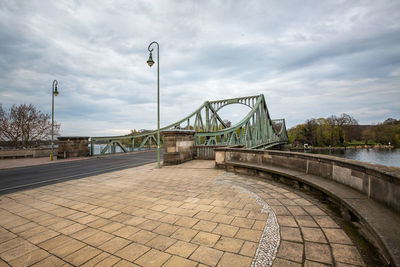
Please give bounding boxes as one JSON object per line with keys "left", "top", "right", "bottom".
{"left": 0, "top": 151, "right": 160, "bottom": 195}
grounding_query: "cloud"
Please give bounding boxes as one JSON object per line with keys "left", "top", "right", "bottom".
{"left": 0, "top": 0, "right": 399, "bottom": 136}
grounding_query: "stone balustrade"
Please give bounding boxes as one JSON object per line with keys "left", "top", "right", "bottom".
{"left": 215, "top": 147, "right": 400, "bottom": 214}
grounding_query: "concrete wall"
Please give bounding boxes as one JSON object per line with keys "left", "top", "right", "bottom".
{"left": 162, "top": 130, "right": 195, "bottom": 165}
{"left": 215, "top": 148, "right": 400, "bottom": 214}
{"left": 0, "top": 148, "right": 53, "bottom": 159}
{"left": 57, "top": 137, "right": 89, "bottom": 158}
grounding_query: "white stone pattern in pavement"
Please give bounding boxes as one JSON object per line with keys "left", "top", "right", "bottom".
{"left": 215, "top": 172, "right": 280, "bottom": 267}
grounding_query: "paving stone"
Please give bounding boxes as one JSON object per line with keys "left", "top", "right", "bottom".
{"left": 113, "top": 225, "right": 140, "bottom": 238}
{"left": 70, "top": 227, "right": 99, "bottom": 240}
{"left": 218, "top": 252, "right": 252, "bottom": 267}
{"left": 210, "top": 206, "right": 230, "bottom": 215}
{"left": 86, "top": 218, "right": 111, "bottom": 228}
{"left": 175, "top": 216, "right": 199, "bottom": 228}
{"left": 135, "top": 248, "right": 171, "bottom": 266}
{"left": 81, "top": 252, "right": 112, "bottom": 267}
{"left": 231, "top": 217, "right": 255, "bottom": 228}
{"left": 115, "top": 243, "right": 151, "bottom": 262}
{"left": 301, "top": 227, "right": 327, "bottom": 243}
{"left": 114, "top": 259, "right": 141, "bottom": 267}
{"left": 27, "top": 229, "right": 59, "bottom": 244}
{"left": 19, "top": 225, "right": 48, "bottom": 239}
{"left": 163, "top": 255, "right": 197, "bottom": 267}
{"left": 128, "top": 230, "right": 157, "bottom": 244}
{"left": 211, "top": 214, "right": 235, "bottom": 224}
{"left": 277, "top": 240, "right": 304, "bottom": 263}
{"left": 271, "top": 205, "right": 291, "bottom": 215}
{"left": 124, "top": 216, "right": 148, "bottom": 226}
{"left": 214, "top": 236, "right": 244, "bottom": 253}
{"left": 252, "top": 220, "right": 266, "bottom": 230}
{"left": 239, "top": 241, "right": 258, "bottom": 257}
{"left": 0, "top": 237, "right": 28, "bottom": 254}
{"left": 166, "top": 240, "right": 198, "bottom": 258}
{"left": 331, "top": 244, "right": 364, "bottom": 266}
{"left": 146, "top": 235, "right": 176, "bottom": 251}
{"left": 194, "top": 211, "right": 216, "bottom": 220}
{"left": 83, "top": 231, "right": 114, "bottom": 247}
{"left": 58, "top": 223, "right": 87, "bottom": 235}
{"left": 273, "top": 257, "right": 302, "bottom": 266}
{"left": 64, "top": 245, "right": 102, "bottom": 266}
{"left": 304, "top": 206, "right": 326, "bottom": 216}
{"left": 8, "top": 222, "right": 37, "bottom": 234}
{"left": 305, "top": 242, "right": 333, "bottom": 265}
{"left": 7, "top": 248, "right": 48, "bottom": 266}
{"left": 235, "top": 228, "right": 262, "bottom": 242}
{"left": 193, "top": 220, "right": 218, "bottom": 232}
{"left": 192, "top": 231, "right": 220, "bottom": 246}
{"left": 212, "top": 223, "right": 239, "bottom": 237}
{"left": 171, "top": 227, "right": 198, "bottom": 242}
{"left": 50, "top": 238, "right": 86, "bottom": 258}
{"left": 31, "top": 255, "right": 68, "bottom": 266}
{"left": 228, "top": 209, "right": 249, "bottom": 217}
{"left": 94, "top": 255, "right": 121, "bottom": 266}
{"left": 159, "top": 214, "right": 181, "bottom": 224}
{"left": 38, "top": 235, "right": 72, "bottom": 250}
{"left": 100, "top": 222, "right": 125, "bottom": 233}
{"left": 323, "top": 228, "right": 353, "bottom": 245}
{"left": 247, "top": 211, "right": 268, "bottom": 220}
{"left": 153, "top": 223, "right": 179, "bottom": 236}
{"left": 75, "top": 214, "right": 99, "bottom": 225}
{"left": 189, "top": 245, "right": 223, "bottom": 266}
{"left": 304, "top": 260, "right": 332, "bottom": 266}
{"left": 277, "top": 216, "right": 298, "bottom": 227}
{"left": 280, "top": 226, "right": 303, "bottom": 242}
{"left": 0, "top": 241, "right": 37, "bottom": 261}
{"left": 98, "top": 236, "right": 131, "bottom": 254}
{"left": 288, "top": 206, "right": 308, "bottom": 216}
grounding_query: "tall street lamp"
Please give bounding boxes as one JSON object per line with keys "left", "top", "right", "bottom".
{"left": 51, "top": 80, "right": 59, "bottom": 161}
{"left": 147, "top": 41, "right": 161, "bottom": 168}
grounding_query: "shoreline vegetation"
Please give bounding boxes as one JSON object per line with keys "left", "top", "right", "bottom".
{"left": 288, "top": 114, "right": 400, "bottom": 149}
{"left": 289, "top": 144, "right": 395, "bottom": 151}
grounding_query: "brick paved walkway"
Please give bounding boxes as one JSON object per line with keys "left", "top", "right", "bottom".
{"left": 0, "top": 160, "right": 365, "bottom": 266}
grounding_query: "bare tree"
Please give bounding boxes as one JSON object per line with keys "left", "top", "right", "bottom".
{"left": 0, "top": 104, "right": 60, "bottom": 148}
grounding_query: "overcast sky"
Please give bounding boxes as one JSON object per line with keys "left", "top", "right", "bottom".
{"left": 1, "top": 1, "right": 399, "bottom": 136}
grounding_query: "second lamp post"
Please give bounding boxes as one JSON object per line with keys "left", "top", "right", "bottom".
{"left": 51, "top": 80, "right": 59, "bottom": 161}
{"left": 147, "top": 41, "right": 161, "bottom": 168}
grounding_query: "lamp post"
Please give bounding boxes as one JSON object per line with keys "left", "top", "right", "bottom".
{"left": 147, "top": 41, "right": 161, "bottom": 168}
{"left": 51, "top": 80, "right": 59, "bottom": 161}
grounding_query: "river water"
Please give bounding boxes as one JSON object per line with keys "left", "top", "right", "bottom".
{"left": 309, "top": 148, "right": 400, "bottom": 168}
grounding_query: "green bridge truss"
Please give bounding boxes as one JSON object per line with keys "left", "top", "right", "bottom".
{"left": 90, "top": 94, "right": 288, "bottom": 155}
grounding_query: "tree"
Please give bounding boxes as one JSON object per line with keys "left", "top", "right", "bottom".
{"left": 0, "top": 104, "right": 60, "bottom": 148}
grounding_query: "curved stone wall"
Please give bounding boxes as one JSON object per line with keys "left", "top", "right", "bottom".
{"left": 215, "top": 148, "right": 400, "bottom": 214}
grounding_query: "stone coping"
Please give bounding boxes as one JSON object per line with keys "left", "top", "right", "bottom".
{"left": 215, "top": 147, "right": 400, "bottom": 179}
{"left": 58, "top": 136, "right": 90, "bottom": 140}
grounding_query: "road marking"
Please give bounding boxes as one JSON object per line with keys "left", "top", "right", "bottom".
{"left": 0, "top": 160, "right": 156, "bottom": 192}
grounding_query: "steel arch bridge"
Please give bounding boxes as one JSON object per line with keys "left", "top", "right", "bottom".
{"left": 90, "top": 94, "right": 288, "bottom": 155}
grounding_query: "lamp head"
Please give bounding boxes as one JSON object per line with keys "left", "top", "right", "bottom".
{"left": 54, "top": 85, "right": 59, "bottom": 96}
{"left": 147, "top": 52, "right": 154, "bottom": 67}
